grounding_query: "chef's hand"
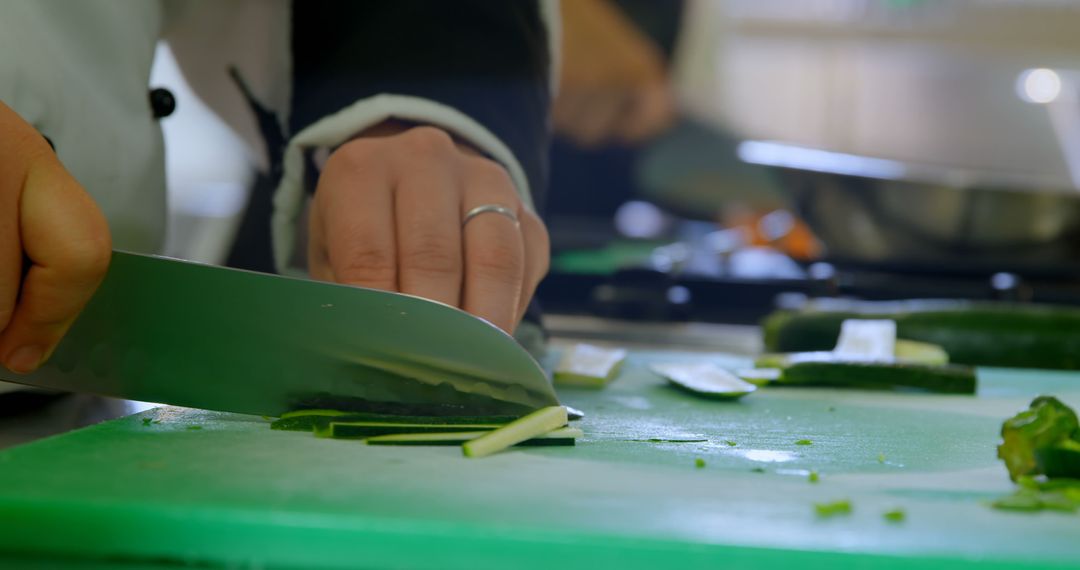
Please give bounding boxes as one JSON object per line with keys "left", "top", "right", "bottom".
{"left": 308, "top": 122, "right": 549, "bottom": 334}
{"left": 554, "top": 0, "right": 676, "bottom": 148}
{"left": 0, "top": 101, "right": 112, "bottom": 374}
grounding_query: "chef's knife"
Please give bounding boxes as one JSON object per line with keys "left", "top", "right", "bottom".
{"left": 0, "top": 251, "right": 560, "bottom": 417}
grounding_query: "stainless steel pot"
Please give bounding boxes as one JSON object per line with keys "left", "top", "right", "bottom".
{"left": 739, "top": 141, "right": 1080, "bottom": 270}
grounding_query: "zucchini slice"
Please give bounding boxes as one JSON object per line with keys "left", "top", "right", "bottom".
{"left": 736, "top": 368, "right": 782, "bottom": 385}
{"left": 272, "top": 410, "right": 520, "bottom": 433}
{"left": 832, "top": 319, "right": 896, "bottom": 362}
{"left": 763, "top": 299, "right": 1080, "bottom": 370}
{"left": 271, "top": 409, "right": 352, "bottom": 431}
{"left": 318, "top": 422, "right": 504, "bottom": 439}
{"left": 365, "top": 427, "right": 582, "bottom": 447}
{"left": 650, "top": 363, "right": 757, "bottom": 400}
{"left": 463, "top": 406, "right": 569, "bottom": 458}
{"left": 756, "top": 339, "right": 948, "bottom": 369}
{"left": 554, "top": 344, "right": 628, "bottom": 388}
{"left": 893, "top": 339, "right": 949, "bottom": 365}
{"left": 778, "top": 361, "right": 976, "bottom": 394}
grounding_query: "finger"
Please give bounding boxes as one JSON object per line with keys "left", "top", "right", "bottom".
{"left": 0, "top": 101, "right": 41, "bottom": 347}
{"left": 551, "top": 90, "right": 587, "bottom": 136}
{"left": 619, "top": 83, "right": 676, "bottom": 143}
{"left": 393, "top": 128, "right": 463, "bottom": 307}
{"left": 318, "top": 141, "right": 398, "bottom": 292}
{"left": 515, "top": 209, "right": 550, "bottom": 324}
{"left": 461, "top": 162, "right": 525, "bottom": 333}
{"left": 0, "top": 163, "right": 111, "bottom": 374}
{"left": 574, "top": 91, "right": 632, "bottom": 147}
{"left": 306, "top": 204, "right": 334, "bottom": 282}
{"left": 0, "top": 169, "right": 20, "bottom": 336}
{"left": 553, "top": 92, "right": 606, "bottom": 148}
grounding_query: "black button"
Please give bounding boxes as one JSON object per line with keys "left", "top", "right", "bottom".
{"left": 149, "top": 87, "right": 176, "bottom": 119}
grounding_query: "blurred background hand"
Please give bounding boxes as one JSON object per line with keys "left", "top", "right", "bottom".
{"left": 553, "top": 0, "right": 677, "bottom": 148}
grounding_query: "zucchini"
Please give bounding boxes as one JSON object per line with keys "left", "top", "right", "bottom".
{"left": 554, "top": 344, "right": 628, "bottom": 388}
{"left": 763, "top": 299, "right": 1080, "bottom": 370}
{"left": 463, "top": 406, "right": 569, "bottom": 458}
{"left": 777, "top": 361, "right": 976, "bottom": 394}
{"left": 650, "top": 363, "right": 757, "bottom": 400}
{"left": 736, "top": 368, "right": 782, "bottom": 385}
{"left": 894, "top": 339, "right": 949, "bottom": 366}
{"left": 271, "top": 410, "right": 520, "bottom": 433}
{"left": 365, "top": 427, "right": 582, "bottom": 447}
{"left": 271, "top": 410, "right": 352, "bottom": 431}
{"left": 756, "top": 339, "right": 948, "bottom": 368}
{"left": 318, "top": 421, "right": 503, "bottom": 439}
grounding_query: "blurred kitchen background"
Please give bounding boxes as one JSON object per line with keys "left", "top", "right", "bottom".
{"left": 155, "top": 0, "right": 1080, "bottom": 328}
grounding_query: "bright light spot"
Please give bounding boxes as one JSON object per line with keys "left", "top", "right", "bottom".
{"left": 666, "top": 285, "right": 691, "bottom": 305}
{"left": 1017, "top": 68, "right": 1062, "bottom": 104}
{"left": 615, "top": 200, "right": 666, "bottom": 239}
{"left": 735, "top": 449, "right": 798, "bottom": 463}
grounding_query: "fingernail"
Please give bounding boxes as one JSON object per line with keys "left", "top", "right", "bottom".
{"left": 5, "top": 345, "right": 45, "bottom": 375}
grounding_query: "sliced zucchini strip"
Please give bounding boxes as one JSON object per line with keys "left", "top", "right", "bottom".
{"left": 463, "top": 406, "right": 569, "bottom": 458}
{"left": 366, "top": 427, "right": 582, "bottom": 447}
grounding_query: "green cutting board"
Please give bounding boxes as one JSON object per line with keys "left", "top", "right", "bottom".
{"left": 0, "top": 351, "right": 1078, "bottom": 570}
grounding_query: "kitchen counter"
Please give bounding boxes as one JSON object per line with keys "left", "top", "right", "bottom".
{"left": 0, "top": 335, "right": 1076, "bottom": 569}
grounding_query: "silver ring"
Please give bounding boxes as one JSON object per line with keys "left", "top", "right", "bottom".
{"left": 462, "top": 204, "right": 519, "bottom": 228}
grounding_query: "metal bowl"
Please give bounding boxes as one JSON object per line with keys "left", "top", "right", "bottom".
{"left": 738, "top": 141, "right": 1080, "bottom": 270}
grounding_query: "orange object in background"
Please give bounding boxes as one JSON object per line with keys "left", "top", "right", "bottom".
{"left": 724, "top": 208, "right": 823, "bottom": 261}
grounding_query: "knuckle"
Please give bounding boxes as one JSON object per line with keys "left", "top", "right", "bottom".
{"left": 401, "top": 237, "right": 459, "bottom": 277}
{"left": 466, "top": 157, "right": 514, "bottom": 189}
{"left": 401, "top": 126, "right": 455, "bottom": 157}
{"left": 335, "top": 246, "right": 396, "bottom": 286}
{"left": 60, "top": 236, "right": 112, "bottom": 282}
{"left": 324, "top": 139, "right": 381, "bottom": 174}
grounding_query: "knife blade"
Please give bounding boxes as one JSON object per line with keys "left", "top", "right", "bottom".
{"left": 0, "top": 251, "right": 560, "bottom": 417}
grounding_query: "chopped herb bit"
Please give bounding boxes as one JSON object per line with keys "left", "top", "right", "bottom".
{"left": 695, "top": 458, "right": 707, "bottom": 469}
{"left": 186, "top": 425, "right": 203, "bottom": 431}
{"left": 751, "top": 467, "right": 767, "bottom": 473}
{"left": 141, "top": 418, "right": 152, "bottom": 427}
{"left": 261, "top": 416, "right": 273, "bottom": 421}
{"left": 725, "top": 440, "right": 737, "bottom": 447}
{"left": 815, "top": 500, "right": 852, "bottom": 518}
{"left": 883, "top": 508, "right": 906, "bottom": 522}
{"left": 827, "top": 406, "right": 837, "bottom": 412}
{"left": 463, "top": 406, "right": 567, "bottom": 458}
{"left": 878, "top": 453, "right": 887, "bottom": 464}
{"left": 153, "top": 420, "right": 162, "bottom": 424}
{"left": 808, "top": 470, "right": 820, "bottom": 483}
{"left": 795, "top": 439, "right": 813, "bottom": 446}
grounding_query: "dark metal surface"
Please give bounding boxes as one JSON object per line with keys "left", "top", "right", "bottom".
{"left": 740, "top": 140, "right": 1080, "bottom": 268}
